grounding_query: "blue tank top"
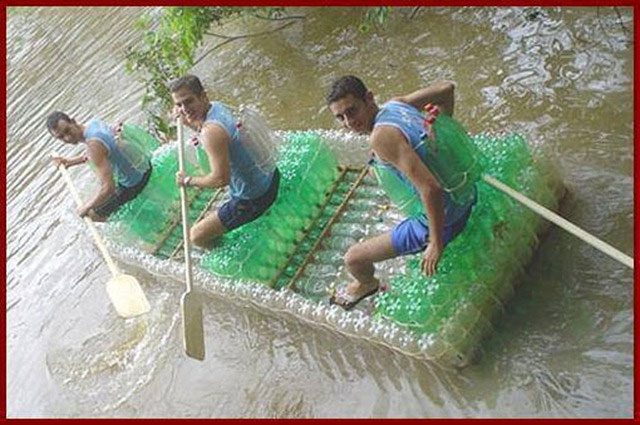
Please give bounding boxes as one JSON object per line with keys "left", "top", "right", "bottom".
{"left": 203, "top": 102, "right": 273, "bottom": 199}
{"left": 373, "top": 100, "right": 473, "bottom": 226}
{"left": 84, "top": 119, "right": 147, "bottom": 188}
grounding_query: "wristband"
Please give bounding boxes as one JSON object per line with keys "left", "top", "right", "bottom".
{"left": 184, "top": 176, "right": 192, "bottom": 187}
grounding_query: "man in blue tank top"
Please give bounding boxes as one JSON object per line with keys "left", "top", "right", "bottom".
{"left": 48, "top": 111, "right": 152, "bottom": 221}
{"left": 326, "top": 76, "right": 476, "bottom": 310}
{"left": 170, "top": 75, "right": 280, "bottom": 249}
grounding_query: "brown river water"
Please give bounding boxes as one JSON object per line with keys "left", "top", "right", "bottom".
{"left": 6, "top": 6, "right": 634, "bottom": 418}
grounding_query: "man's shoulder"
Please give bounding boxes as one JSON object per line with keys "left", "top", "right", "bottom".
{"left": 376, "top": 100, "right": 418, "bottom": 120}
{"left": 200, "top": 121, "right": 232, "bottom": 145}
{"left": 85, "top": 118, "right": 111, "bottom": 137}
{"left": 207, "top": 101, "right": 233, "bottom": 118}
{"left": 370, "top": 125, "right": 406, "bottom": 147}
{"left": 84, "top": 137, "right": 110, "bottom": 160}
{"left": 85, "top": 117, "right": 108, "bottom": 129}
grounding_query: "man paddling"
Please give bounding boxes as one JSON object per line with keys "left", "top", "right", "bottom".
{"left": 169, "top": 75, "right": 280, "bottom": 249}
{"left": 325, "top": 76, "right": 477, "bottom": 310}
{"left": 48, "top": 111, "right": 152, "bottom": 221}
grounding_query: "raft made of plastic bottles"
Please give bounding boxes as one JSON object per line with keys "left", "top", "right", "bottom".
{"left": 102, "top": 123, "right": 564, "bottom": 368}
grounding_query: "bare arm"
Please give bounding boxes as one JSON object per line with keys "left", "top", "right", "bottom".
{"left": 51, "top": 152, "right": 88, "bottom": 168}
{"left": 392, "top": 80, "right": 455, "bottom": 116}
{"left": 79, "top": 139, "right": 116, "bottom": 216}
{"left": 371, "top": 126, "right": 445, "bottom": 275}
{"left": 182, "top": 123, "right": 231, "bottom": 189}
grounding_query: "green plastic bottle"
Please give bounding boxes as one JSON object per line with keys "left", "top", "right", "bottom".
{"left": 421, "top": 104, "right": 483, "bottom": 205}
{"left": 371, "top": 163, "right": 424, "bottom": 218}
{"left": 120, "top": 123, "right": 161, "bottom": 154}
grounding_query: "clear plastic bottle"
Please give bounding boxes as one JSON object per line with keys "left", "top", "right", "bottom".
{"left": 116, "top": 123, "right": 156, "bottom": 174}
{"left": 236, "top": 105, "right": 280, "bottom": 175}
{"left": 421, "top": 104, "right": 483, "bottom": 205}
{"left": 371, "top": 163, "right": 424, "bottom": 218}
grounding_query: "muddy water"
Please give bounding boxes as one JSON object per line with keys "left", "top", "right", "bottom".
{"left": 6, "top": 7, "right": 633, "bottom": 417}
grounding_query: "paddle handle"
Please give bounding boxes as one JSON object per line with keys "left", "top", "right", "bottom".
{"left": 57, "top": 164, "right": 120, "bottom": 276}
{"left": 482, "top": 174, "right": 634, "bottom": 269}
{"left": 177, "top": 120, "right": 194, "bottom": 293}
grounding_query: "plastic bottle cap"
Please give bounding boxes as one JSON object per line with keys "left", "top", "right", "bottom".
{"left": 424, "top": 103, "right": 437, "bottom": 114}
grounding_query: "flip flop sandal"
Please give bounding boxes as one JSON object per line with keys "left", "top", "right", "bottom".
{"left": 329, "top": 285, "right": 379, "bottom": 311}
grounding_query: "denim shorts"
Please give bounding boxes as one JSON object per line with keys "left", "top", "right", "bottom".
{"left": 391, "top": 202, "right": 475, "bottom": 256}
{"left": 218, "top": 168, "right": 280, "bottom": 231}
{"left": 94, "top": 164, "right": 152, "bottom": 218}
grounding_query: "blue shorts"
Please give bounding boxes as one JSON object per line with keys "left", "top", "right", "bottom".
{"left": 218, "top": 168, "right": 280, "bottom": 231}
{"left": 391, "top": 203, "right": 475, "bottom": 256}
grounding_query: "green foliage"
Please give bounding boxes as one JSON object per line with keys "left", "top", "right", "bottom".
{"left": 8, "top": 7, "right": 35, "bottom": 15}
{"left": 125, "top": 7, "right": 393, "bottom": 139}
{"left": 125, "top": 7, "right": 243, "bottom": 140}
{"left": 125, "top": 7, "right": 291, "bottom": 141}
{"left": 359, "top": 7, "right": 391, "bottom": 33}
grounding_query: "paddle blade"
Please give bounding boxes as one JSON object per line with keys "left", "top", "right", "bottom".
{"left": 106, "top": 274, "right": 151, "bottom": 318}
{"left": 181, "top": 291, "right": 205, "bottom": 361}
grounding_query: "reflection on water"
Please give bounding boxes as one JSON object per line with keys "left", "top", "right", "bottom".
{"left": 6, "top": 6, "right": 633, "bottom": 418}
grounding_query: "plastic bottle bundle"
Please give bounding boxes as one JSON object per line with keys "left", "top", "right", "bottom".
{"left": 200, "top": 131, "right": 340, "bottom": 284}
{"left": 330, "top": 222, "right": 367, "bottom": 239}
{"left": 371, "top": 164, "right": 423, "bottom": 218}
{"left": 371, "top": 129, "right": 562, "bottom": 360}
{"left": 182, "top": 136, "right": 211, "bottom": 176}
{"left": 376, "top": 267, "right": 431, "bottom": 327}
{"left": 109, "top": 144, "right": 181, "bottom": 246}
{"left": 240, "top": 223, "right": 283, "bottom": 280}
{"left": 420, "top": 104, "right": 484, "bottom": 205}
{"left": 236, "top": 105, "right": 280, "bottom": 175}
{"left": 501, "top": 133, "right": 534, "bottom": 185}
{"left": 115, "top": 123, "right": 157, "bottom": 178}
{"left": 290, "top": 134, "right": 338, "bottom": 217}
{"left": 120, "top": 123, "right": 161, "bottom": 154}
{"left": 314, "top": 248, "right": 343, "bottom": 264}
{"left": 204, "top": 231, "right": 253, "bottom": 278}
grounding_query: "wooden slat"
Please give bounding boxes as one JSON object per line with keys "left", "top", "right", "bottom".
{"left": 286, "top": 166, "right": 369, "bottom": 291}
{"left": 168, "top": 188, "right": 223, "bottom": 259}
{"left": 268, "top": 166, "right": 351, "bottom": 288}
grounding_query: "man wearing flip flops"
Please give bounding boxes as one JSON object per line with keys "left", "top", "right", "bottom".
{"left": 326, "top": 76, "right": 476, "bottom": 310}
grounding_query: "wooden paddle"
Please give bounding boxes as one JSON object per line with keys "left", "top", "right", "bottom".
{"left": 176, "top": 119, "right": 206, "bottom": 360}
{"left": 57, "top": 162, "right": 151, "bottom": 318}
{"left": 482, "top": 174, "right": 634, "bottom": 269}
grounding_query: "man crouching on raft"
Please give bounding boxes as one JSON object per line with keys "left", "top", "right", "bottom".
{"left": 170, "top": 74, "right": 280, "bottom": 249}
{"left": 326, "top": 76, "right": 476, "bottom": 310}
{"left": 48, "top": 112, "right": 152, "bottom": 221}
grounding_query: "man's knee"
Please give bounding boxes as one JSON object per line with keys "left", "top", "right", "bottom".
{"left": 189, "top": 220, "right": 224, "bottom": 248}
{"left": 189, "top": 226, "right": 209, "bottom": 248}
{"left": 87, "top": 209, "right": 108, "bottom": 222}
{"left": 344, "top": 245, "right": 364, "bottom": 269}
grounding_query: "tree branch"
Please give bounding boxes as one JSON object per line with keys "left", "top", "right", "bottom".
{"left": 253, "top": 13, "right": 306, "bottom": 21}
{"left": 195, "top": 20, "right": 299, "bottom": 65}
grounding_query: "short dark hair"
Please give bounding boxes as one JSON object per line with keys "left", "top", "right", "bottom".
{"left": 169, "top": 74, "right": 205, "bottom": 96}
{"left": 326, "top": 75, "right": 369, "bottom": 104}
{"left": 46, "top": 111, "right": 72, "bottom": 132}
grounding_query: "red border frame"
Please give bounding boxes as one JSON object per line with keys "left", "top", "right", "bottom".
{"left": 2, "top": 2, "right": 638, "bottom": 421}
